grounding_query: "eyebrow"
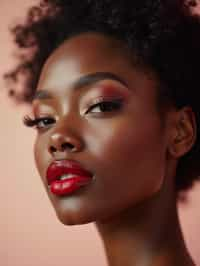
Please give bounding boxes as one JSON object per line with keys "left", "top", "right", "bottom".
{"left": 32, "top": 71, "right": 129, "bottom": 101}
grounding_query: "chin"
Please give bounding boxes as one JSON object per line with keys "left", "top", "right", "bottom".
{"left": 54, "top": 207, "right": 96, "bottom": 226}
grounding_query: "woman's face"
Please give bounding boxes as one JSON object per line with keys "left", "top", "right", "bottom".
{"left": 32, "top": 32, "right": 171, "bottom": 225}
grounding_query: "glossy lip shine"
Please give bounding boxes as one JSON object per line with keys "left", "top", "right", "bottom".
{"left": 46, "top": 160, "right": 94, "bottom": 196}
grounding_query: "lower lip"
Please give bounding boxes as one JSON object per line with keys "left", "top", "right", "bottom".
{"left": 49, "top": 176, "right": 93, "bottom": 196}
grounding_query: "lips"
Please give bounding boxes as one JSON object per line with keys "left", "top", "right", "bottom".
{"left": 46, "top": 160, "right": 93, "bottom": 196}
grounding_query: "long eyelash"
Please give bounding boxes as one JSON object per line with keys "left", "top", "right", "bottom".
{"left": 23, "top": 99, "right": 123, "bottom": 127}
{"left": 86, "top": 99, "right": 123, "bottom": 114}
{"left": 23, "top": 115, "right": 38, "bottom": 127}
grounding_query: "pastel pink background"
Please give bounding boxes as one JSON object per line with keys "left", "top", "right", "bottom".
{"left": 0, "top": 1, "right": 200, "bottom": 265}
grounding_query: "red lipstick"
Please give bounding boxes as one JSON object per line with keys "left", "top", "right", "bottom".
{"left": 46, "top": 160, "right": 93, "bottom": 196}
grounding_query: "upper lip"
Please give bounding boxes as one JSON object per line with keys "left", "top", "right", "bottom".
{"left": 46, "top": 159, "right": 93, "bottom": 185}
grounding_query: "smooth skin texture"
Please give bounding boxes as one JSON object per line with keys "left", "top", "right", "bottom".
{"left": 31, "top": 33, "right": 196, "bottom": 266}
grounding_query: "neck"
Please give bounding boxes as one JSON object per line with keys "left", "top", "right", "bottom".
{"left": 95, "top": 167, "right": 195, "bottom": 266}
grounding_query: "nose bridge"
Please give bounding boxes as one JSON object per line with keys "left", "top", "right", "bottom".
{"left": 48, "top": 113, "right": 84, "bottom": 154}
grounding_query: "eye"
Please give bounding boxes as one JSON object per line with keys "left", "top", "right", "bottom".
{"left": 35, "top": 117, "right": 55, "bottom": 129}
{"left": 85, "top": 98, "right": 123, "bottom": 114}
{"left": 23, "top": 115, "right": 56, "bottom": 130}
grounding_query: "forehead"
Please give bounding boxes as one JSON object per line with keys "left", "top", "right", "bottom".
{"left": 36, "top": 32, "right": 158, "bottom": 110}
{"left": 46, "top": 32, "right": 131, "bottom": 65}
{"left": 37, "top": 33, "right": 136, "bottom": 87}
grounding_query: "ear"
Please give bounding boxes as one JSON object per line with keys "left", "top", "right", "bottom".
{"left": 167, "top": 106, "right": 197, "bottom": 159}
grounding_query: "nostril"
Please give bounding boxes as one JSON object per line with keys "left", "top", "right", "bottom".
{"left": 49, "top": 142, "right": 76, "bottom": 154}
{"left": 49, "top": 146, "right": 57, "bottom": 153}
{"left": 61, "top": 142, "right": 74, "bottom": 151}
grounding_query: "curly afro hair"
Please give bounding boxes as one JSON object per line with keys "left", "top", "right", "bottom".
{"left": 4, "top": 0, "right": 200, "bottom": 199}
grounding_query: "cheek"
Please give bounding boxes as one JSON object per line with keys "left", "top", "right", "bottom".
{"left": 86, "top": 115, "right": 167, "bottom": 200}
{"left": 88, "top": 115, "right": 164, "bottom": 163}
{"left": 34, "top": 135, "right": 49, "bottom": 179}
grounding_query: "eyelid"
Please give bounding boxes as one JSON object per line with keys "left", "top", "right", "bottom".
{"left": 82, "top": 96, "right": 124, "bottom": 113}
{"left": 86, "top": 95, "right": 123, "bottom": 105}
{"left": 32, "top": 102, "right": 56, "bottom": 115}
{"left": 94, "top": 79, "right": 129, "bottom": 90}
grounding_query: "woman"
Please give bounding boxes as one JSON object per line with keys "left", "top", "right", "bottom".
{"left": 5, "top": 0, "right": 200, "bottom": 265}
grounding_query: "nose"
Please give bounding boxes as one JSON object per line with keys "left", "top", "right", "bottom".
{"left": 48, "top": 131, "right": 83, "bottom": 155}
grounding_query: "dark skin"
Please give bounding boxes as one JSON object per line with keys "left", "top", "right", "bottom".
{"left": 29, "top": 32, "right": 197, "bottom": 266}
